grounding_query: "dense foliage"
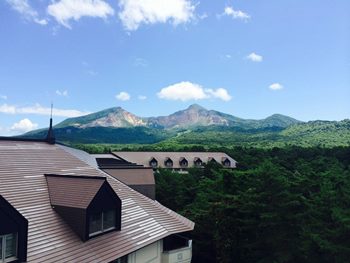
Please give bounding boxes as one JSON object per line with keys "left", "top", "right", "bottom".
{"left": 24, "top": 117, "right": 350, "bottom": 148}
{"left": 160, "top": 120, "right": 350, "bottom": 148}
{"left": 155, "top": 147, "right": 350, "bottom": 263}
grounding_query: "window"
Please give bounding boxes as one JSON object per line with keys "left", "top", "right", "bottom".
{"left": 115, "top": 255, "right": 128, "bottom": 263}
{"left": 149, "top": 158, "right": 158, "bottom": 168}
{"left": 0, "top": 233, "right": 17, "bottom": 263}
{"left": 89, "top": 210, "right": 116, "bottom": 237}
{"left": 103, "top": 210, "right": 116, "bottom": 230}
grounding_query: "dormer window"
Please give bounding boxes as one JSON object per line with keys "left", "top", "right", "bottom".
{"left": 221, "top": 157, "right": 231, "bottom": 167}
{"left": 149, "top": 157, "right": 158, "bottom": 168}
{"left": 164, "top": 157, "right": 173, "bottom": 168}
{"left": 45, "top": 174, "right": 122, "bottom": 241}
{"left": 179, "top": 157, "right": 188, "bottom": 168}
{"left": 0, "top": 233, "right": 17, "bottom": 262}
{"left": 208, "top": 157, "right": 217, "bottom": 163}
{"left": 0, "top": 195, "right": 28, "bottom": 263}
{"left": 194, "top": 157, "right": 202, "bottom": 167}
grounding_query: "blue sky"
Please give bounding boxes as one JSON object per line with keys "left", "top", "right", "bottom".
{"left": 0, "top": 0, "right": 349, "bottom": 135}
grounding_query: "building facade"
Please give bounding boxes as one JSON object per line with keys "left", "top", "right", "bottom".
{"left": 0, "top": 138, "right": 194, "bottom": 263}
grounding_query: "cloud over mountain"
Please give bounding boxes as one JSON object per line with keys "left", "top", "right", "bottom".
{"left": 157, "top": 81, "right": 232, "bottom": 102}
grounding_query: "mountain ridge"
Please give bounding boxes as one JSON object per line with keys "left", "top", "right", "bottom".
{"left": 54, "top": 104, "right": 302, "bottom": 130}
{"left": 22, "top": 104, "right": 349, "bottom": 147}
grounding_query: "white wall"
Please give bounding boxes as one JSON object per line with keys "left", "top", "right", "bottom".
{"left": 128, "top": 240, "right": 162, "bottom": 263}
{"left": 127, "top": 239, "right": 192, "bottom": 263}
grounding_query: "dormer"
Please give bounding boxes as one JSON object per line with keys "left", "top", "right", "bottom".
{"left": 208, "top": 157, "right": 217, "bottom": 163}
{"left": 45, "top": 174, "right": 121, "bottom": 242}
{"left": 179, "top": 157, "right": 188, "bottom": 168}
{"left": 149, "top": 157, "right": 158, "bottom": 168}
{"left": 164, "top": 157, "right": 173, "bottom": 168}
{"left": 221, "top": 157, "right": 231, "bottom": 167}
{"left": 0, "top": 195, "right": 28, "bottom": 262}
{"left": 193, "top": 157, "right": 203, "bottom": 167}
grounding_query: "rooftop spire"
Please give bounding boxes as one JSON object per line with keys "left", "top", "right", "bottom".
{"left": 46, "top": 103, "right": 55, "bottom": 144}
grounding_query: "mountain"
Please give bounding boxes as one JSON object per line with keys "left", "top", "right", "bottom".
{"left": 50, "top": 104, "right": 302, "bottom": 130}
{"left": 55, "top": 107, "right": 147, "bottom": 128}
{"left": 22, "top": 104, "right": 349, "bottom": 147}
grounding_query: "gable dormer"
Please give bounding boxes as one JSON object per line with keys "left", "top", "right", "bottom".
{"left": 208, "top": 157, "right": 217, "bottom": 163}
{"left": 0, "top": 195, "right": 28, "bottom": 262}
{"left": 164, "top": 157, "right": 173, "bottom": 168}
{"left": 45, "top": 174, "right": 121, "bottom": 242}
{"left": 179, "top": 157, "right": 188, "bottom": 168}
{"left": 221, "top": 157, "right": 231, "bottom": 167}
{"left": 149, "top": 157, "right": 158, "bottom": 168}
{"left": 193, "top": 157, "right": 203, "bottom": 167}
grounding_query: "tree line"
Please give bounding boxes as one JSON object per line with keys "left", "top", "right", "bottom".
{"left": 155, "top": 146, "right": 350, "bottom": 263}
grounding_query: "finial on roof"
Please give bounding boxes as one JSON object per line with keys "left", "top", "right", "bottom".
{"left": 46, "top": 103, "right": 55, "bottom": 144}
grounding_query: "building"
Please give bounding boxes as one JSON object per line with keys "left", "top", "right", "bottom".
{"left": 92, "top": 153, "right": 156, "bottom": 200}
{"left": 0, "top": 131, "right": 194, "bottom": 262}
{"left": 112, "top": 152, "right": 237, "bottom": 171}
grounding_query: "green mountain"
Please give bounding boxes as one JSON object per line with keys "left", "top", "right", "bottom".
{"left": 22, "top": 105, "right": 349, "bottom": 147}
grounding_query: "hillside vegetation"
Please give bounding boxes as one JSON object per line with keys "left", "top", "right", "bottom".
{"left": 23, "top": 105, "right": 349, "bottom": 148}
{"left": 156, "top": 146, "right": 350, "bottom": 263}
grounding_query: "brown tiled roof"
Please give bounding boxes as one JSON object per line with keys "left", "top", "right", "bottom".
{"left": 46, "top": 174, "right": 105, "bottom": 208}
{"left": 102, "top": 169, "right": 155, "bottom": 185}
{"left": 0, "top": 140, "right": 194, "bottom": 262}
{"left": 113, "top": 151, "right": 237, "bottom": 168}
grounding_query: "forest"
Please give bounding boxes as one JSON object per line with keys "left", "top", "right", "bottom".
{"left": 155, "top": 146, "right": 350, "bottom": 263}
{"left": 74, "top": 143, "right": 350, "bottom": 262}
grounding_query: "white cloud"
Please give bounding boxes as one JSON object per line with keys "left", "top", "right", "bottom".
{"left": 157, "top": 81, "right": 232, "bottom": 102}
{"left": 118, "top": 0, "right": 196, "bottom": 31}
{"left": 11, "top": 118, "right": 38, "bottom": 133}
{"left": 55, "top": 89, "right": 68, "bottom": 96}
{"left": 6, "top": 0, "right": 48, "bottom": 25}
{"left": 205, "top": 88, "right": 232, "bottom": 101}
{"left": 223, "top": 6, "right": 250, "bottom": 21}
{"left": 0, "top": 95, "right": 7, "bottom": 100}
{"left": 269, "top": 83, "right": 284, "bottom": 91}
{"left": 115, "top": 92, "right": 131, "bottom": 101}
{"left": 133, "top": 58, "right": 148, "bottom": 67}
{"left": 138, "top": 95, "right": 147, "bottom": 100}
{"left": 246, "top": 52, "right": 263, "bottom": 62}
{"left": 0, "top": 103, "right": 90, "bottom": 117}
{"left": 47, "top": 0, "right": 114, "bottom": 29}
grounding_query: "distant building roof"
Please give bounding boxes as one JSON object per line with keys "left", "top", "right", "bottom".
{"left": 0, "top": 140, "right": 194, "bottom": 262}
{"left": 113, "top": 151, "right": 237, "bottom": 169}
{"left": 91, "top": 153, "right": 156, "bottom": 199}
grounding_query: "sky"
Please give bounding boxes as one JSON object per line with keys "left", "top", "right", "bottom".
{"left": 0, "top": 0, "right": 349, "bottom": 135}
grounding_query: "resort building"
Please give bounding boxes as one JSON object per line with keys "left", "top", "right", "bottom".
{"left": 0, "top": 129, "right": 194, "bottom": 262}
{"left": 112, "top": 152, "right": 237, "bottom": 171}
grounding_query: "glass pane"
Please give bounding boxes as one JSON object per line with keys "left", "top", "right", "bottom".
{"left": 5, "top": 233, "right": 17, "bottom": 259}
{"left": 89, "top": 213, "right": 102, "bottom": 235}
{"left": 121, "top": 255, "right": 128, "bottom": 263}
{"left": 0, "top": 236, "right": 3, "bottom": 260}
{"left": 103, "top": 210, "right": 116, "bottom": 230}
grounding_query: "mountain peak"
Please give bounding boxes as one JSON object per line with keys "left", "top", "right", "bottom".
{"left": 187, "top": 104, "right": 207, "bottom": 111}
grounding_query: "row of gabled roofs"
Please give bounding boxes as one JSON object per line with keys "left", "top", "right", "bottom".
{"left": 112, "top": 151, "right": 237, "bottom": 169}
{"left": 0, "top": 139, "right": 194, "bottom": 262}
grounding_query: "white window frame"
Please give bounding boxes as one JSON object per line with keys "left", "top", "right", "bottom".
{"left": 89, "top": 210, "right": 116, "bottom": 237}
{"left": 0, "top": 233, "right": 18, "bottom": 263}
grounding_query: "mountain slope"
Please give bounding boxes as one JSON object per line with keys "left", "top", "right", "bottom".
{"left": 21, "top": 104, "right": 349, "bottom": 147}
{"left": 53, "top": 104, "right": 302, "bottom": 130}
{"left": 160, "top": 119, "right": 350, "bottom": 148}
{"left": 55, "top": 107, "right": 147, "bottom": 128}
